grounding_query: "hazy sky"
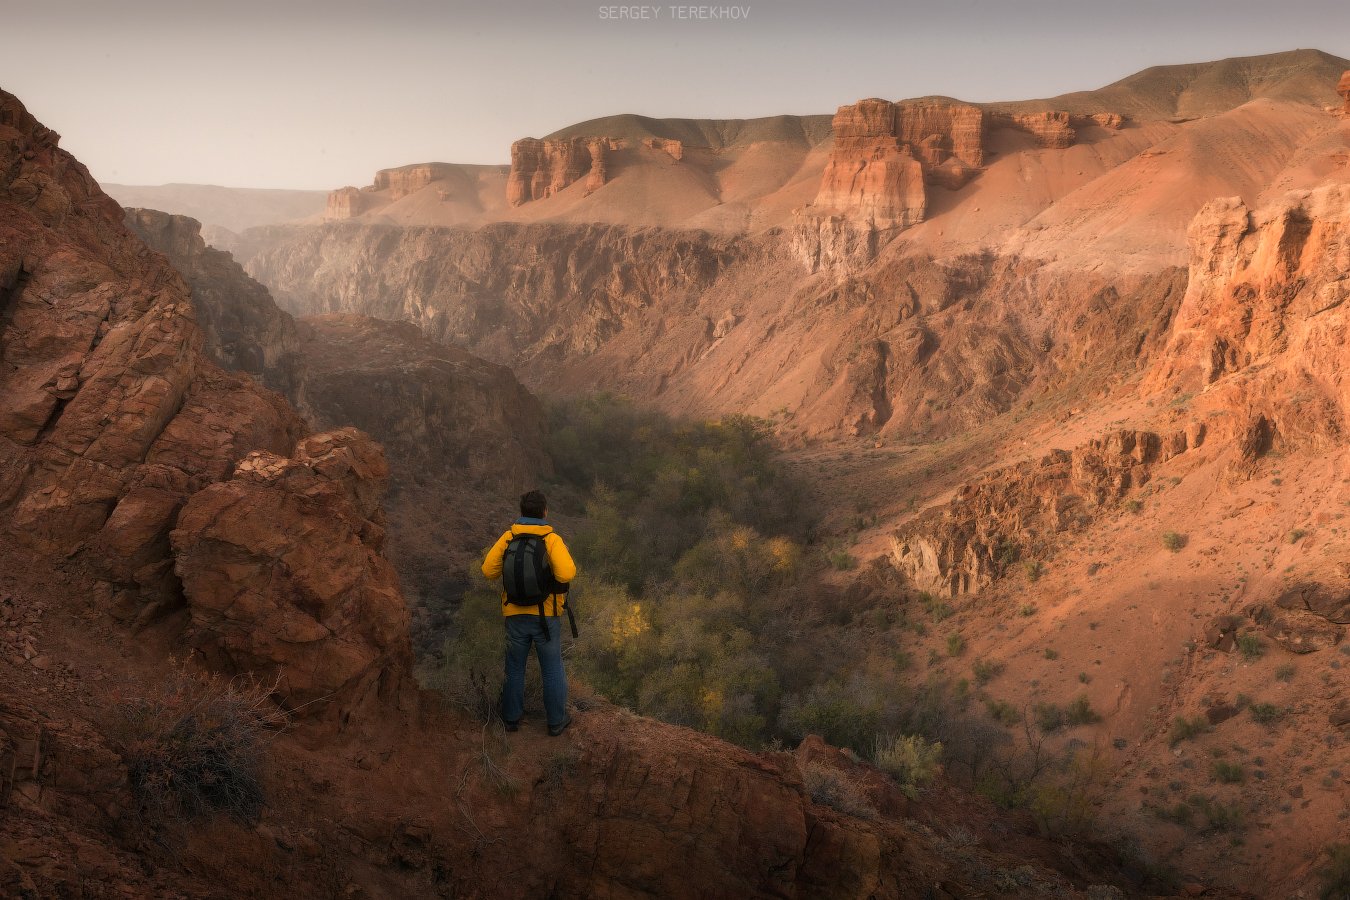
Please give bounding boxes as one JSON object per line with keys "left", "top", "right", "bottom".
{"left": 3, "top": 0, "right": 1347, "bottom": 189}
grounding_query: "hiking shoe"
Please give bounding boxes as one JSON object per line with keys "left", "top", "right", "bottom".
{"left": 547, "top": 714, "right": 573, "bottom": 737}
{"left": 503, "top": 720, "right": 520, "bottom": 733}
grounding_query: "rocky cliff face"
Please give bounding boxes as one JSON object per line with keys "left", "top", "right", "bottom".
{"left": 125, "top": 208, "right": 306, "bottom": 402}
{"left": 507, "top": 136, "right": 617, "bottom": 205}
{"left": 892, "top": 427, "right": 1204, "bottom": 597}
{"left": 372, "top": 162, "right": 459, "bottom": 199}
{"left": 0, "top": 87, "right": 406, "bottom": 727}
{"left": 239, "top": 222, "right": 1186, "bottom": 441}
{"left": 793, "top": 97, "right": 1116, "bottom": 272}
{"left": 1339, "top": 70, "right": 1350, "bottom": 114}
{"left": 1146, "top": 184, "right": 1350, "bottom": 452}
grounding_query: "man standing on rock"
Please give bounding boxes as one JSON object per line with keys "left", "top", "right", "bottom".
{"left": 482, "top": 490, "right": 578, "bottom": 736}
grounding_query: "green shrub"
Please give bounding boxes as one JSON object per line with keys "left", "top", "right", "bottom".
{"left": 1236, "top": 633, "right": 1265, "bottom": 661}
{"left": 1289, "top": 528, "right": 1309, "bottom": 544}
{"left": 1169, "top": 716, "right": 1211, "bottom": 746}
{"left": 1248, "top": 702, "right": 1283, "bottom": 725}
{"left": 924, "top": 593, "right": 954, "bottom": 622}
{"left": 1162, "top": 531, "right": 1186, "bottom": 552}
{"left": 1033, "top": 696, "right": 1098, "bottom": 732}
{"left": 873, "top": 734, "right": 943, "bottom": 798}
{"left": 829, "top": 550, "right": 858, "bottom": 571}
{"left": 1212, "top": 761, "right": 1245, "bottom": 784}
{"left": 986, "top": 699, "right": 1021, "bottom": 726}
{"left": 780, "top": 681, "right": 880, "bottom": 755}
{"left": 1018, "top": 604, "right": 1037, "bottom": 617}
{"left": 946, "top": 633, "right": 966, "bottom": 657}
{"left": 1125, "top": 499, "right": 1143, "bottom": 513}
{"left": 1043, "top": 648, "right": 1059, "bottom": 660}
{"left": 1193, "top": 795, "right": 1245, "bottom": 832}
{"left": 1023, "top": 560, "right": 1044, "bottom": 582}
{"left": 801, "top": 761, "right": 876, "bottom": 819}
{"left": 1275, "top": 664, "right": 1296, "bottom": 683}
{"left": 1065, "top": 695, "right": 1101, "bottom": 726}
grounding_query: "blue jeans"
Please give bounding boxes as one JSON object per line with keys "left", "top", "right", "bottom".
{"left": 501, "top": 615, "right": 567, "bottom": 728}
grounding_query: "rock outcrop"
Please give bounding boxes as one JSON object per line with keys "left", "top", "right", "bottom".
{"left": 0, "top": 89, "right": 301, "bottom": 607}
{"left": 1145, "top": 185, "right": 1350, "bottom": 452}
{"left": 1339, "top": 70, "right": 1350, "bottom": 114}
{"left": 1, "top": 88, "right": 405, "bottom": 721}
{"left": 125, "top": 208, "right": 306, "bottom": 402}
{"left": 507, "top": 136, "right": 617, "bottom": 205}
{"left": 891, "top": 427, "right": 1204, "bottom": 596}
{"left": 170, "top": 428, "right": 411, "bottom": 719}
{"left": 325, "top": 185, "right": 370, "bottom": 220}
{"left": 372, "top": 162, "right": 458, "bottom": 199}
{"left": 642, "top": 136, "right": 684, "bottom": 160}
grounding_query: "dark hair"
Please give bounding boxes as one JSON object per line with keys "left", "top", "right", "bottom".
{"left": 520, "top": 490, "right": 547, "bottom": 519}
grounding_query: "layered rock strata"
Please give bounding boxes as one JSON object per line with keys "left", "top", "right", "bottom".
{"left": 507, "top": 136, "right": 618, "bottom": 205}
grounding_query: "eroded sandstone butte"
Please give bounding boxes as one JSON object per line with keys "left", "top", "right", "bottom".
{"left": 793, "top": 97, "right": 1120, "bottom": 272}
{"left": 507, "top": 136, "right": 619, "bottom": 206}
{"left": 1340, "top": 69, "right": 1350, "bottom": 114}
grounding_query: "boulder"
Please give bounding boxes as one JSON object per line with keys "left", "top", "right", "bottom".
{"left": 171, "top": 428, "right": 412, "bottom": 721}
{"left": 1204, "top": 614, "right": 1245, "bottom": 652}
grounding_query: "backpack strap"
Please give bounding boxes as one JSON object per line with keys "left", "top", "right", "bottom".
{"left": 564, "top": 596, "right": 579, "bottom": 639}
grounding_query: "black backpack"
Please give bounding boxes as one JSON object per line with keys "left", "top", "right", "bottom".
{"left": 501, "top": 532, "right": 578, "bottom": 641}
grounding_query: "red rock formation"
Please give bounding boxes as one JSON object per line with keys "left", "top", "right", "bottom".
{"left": 326, "top": 185, "right": 369, "bottom": 220}
{"left": 170, "top": 428, "right": 411, "bottom": 719}
{"left": 0, "top": 89, "right": 302, "bottom": 605}
{"left": 796, "top": 99, "right": 990, "bottom": 271}
{"left": 994, "top": 111, "right": 1077, "bottom": 148}
{"left": 507, "top": 136, "right": 615, "bottom": 205}
{"left": 642, "top": 136, "right": 684, "bottom": 160}
{"left": 1086, "top": 112, "right": 1125, "bottom": 129}
{"left": 1340, "top": 70, "right": 1350, "bottom": 114}
{"left": 891, "top": 427, "right": 1203, "bottom": 596}
{"left": 1146, "top": 185, "right": 1350, "bottom": 454}
{"left": 372, "top": 162, "right": 457, "bottom": 199}
{"left": 125, "top": 208, "right": 306, "bottom": 402}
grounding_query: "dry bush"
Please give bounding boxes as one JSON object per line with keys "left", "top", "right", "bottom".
{"left": 801, "top": 761, "right": 877, "bottom": 820}
{"left": 112, "top": 664, "right": 286, "bottom": 827}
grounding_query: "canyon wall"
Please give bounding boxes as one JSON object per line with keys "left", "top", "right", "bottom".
{"left": 239, "top": 222, "right": 1186, "bottom": 442}
{"left": 1339, "top": 69, "right": 1350, "bottom": 114}
{"left": 125, "top": 208, "right": 307, "bottom": 402}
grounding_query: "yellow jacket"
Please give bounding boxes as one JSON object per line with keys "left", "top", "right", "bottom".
{"left": 482, "top": 523, "right": 577, "bottom": 617}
